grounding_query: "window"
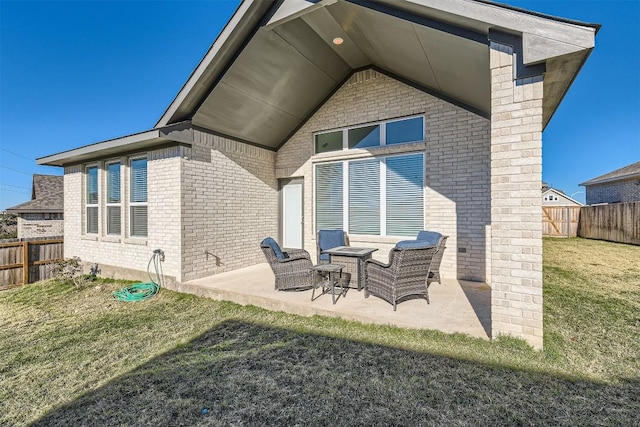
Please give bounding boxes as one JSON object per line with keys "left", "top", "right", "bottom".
{"left": 106, "top": 162, "right": 121, "bottom": 235}
{"left": 348, "top": 159, "right": 380, "bottom": 234}
{"left": 314, "top": 115, "right": 424, "bottom": 154}
{"left": 315, "top": 131, "right": 342, "bottom": 154}
{"left": 130, "top": 157, "right": 147, "bottom": 237}
{"left": 86, "top": 166, "right": 98, "bottom": 234}
{"left": 348, "top": 125, "right": 380, "bottom": 149}
{"left": 315, "top": 162, "right": 343, "bottom": 230}
{"left": 386, "top": 154, "right": 424, "bottom": 235}
{"left": 315, "top": 153, "right": 424, "bottom": 237}
{"left": 386, "top": 117, "right": 423, "bottom": 145}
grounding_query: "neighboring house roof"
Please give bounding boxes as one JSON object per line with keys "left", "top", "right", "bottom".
{"left": 32, "top": 174, "right": 64, "bottom": 200}
{"left": 542, "top": 188, "right": 582, "bottom": 206}
{"left": 5, "top": 175, "right": 64, "bottom": 214}
{"left": 580, "top": 161, "right": 640, "bottom": 187}
{"left": 38, "top": 0, "right": 598, "bottom": 166}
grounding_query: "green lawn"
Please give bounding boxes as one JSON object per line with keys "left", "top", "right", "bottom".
{"left": 1, "top": 238, "right": 638, "bottom": 426}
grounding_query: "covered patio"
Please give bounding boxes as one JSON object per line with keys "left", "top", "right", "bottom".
{"left": 180, "top": 263, "right": 491, "bottom": 339}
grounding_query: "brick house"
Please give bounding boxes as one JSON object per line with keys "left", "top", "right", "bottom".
{"left": 37, "top": 0, "right": 598, "bottom": 348}
{"left": 6, "top": 174, "right": 64, "bottom": 239}
{"left": 580, "top": 160, "right": 640, "bottom": 205}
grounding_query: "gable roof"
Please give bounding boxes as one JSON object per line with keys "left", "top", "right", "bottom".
{"left": 580, "top": 161, "right": 640, "bottom": 186}
{"left": 38, "top": 0, "right": 598, "bottom": 165}
{"left": 154, "top": 0, "right": 598, "bottom": 149}
{"left": 5, "top": 175, "right": 64, "bottom": 214}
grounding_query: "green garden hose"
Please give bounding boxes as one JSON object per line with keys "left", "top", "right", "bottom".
{"left": 113, "top": 249, "right": 164, "bottom": 302}
{"left": 112, "top": 282, "right": 159, "bottom": 302}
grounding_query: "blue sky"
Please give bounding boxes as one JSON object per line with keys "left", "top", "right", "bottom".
{"left": 1, "top": 0, "right": 638, "bottom": 209}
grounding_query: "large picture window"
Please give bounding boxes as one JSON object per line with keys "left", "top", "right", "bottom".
{"left": 106, "top": 161, "right": 121, "bottom": 235}
{"left": 314, "top": 116, "right": 424, "bottom": 154}
{"left": 315, "top": 153, "right": 424, "bottom": 237}
{"left": 130, "top": 157, "right": 148, "bottom": 237}
{"left": 85, "top": 165, "right": 98, "bottom": 234}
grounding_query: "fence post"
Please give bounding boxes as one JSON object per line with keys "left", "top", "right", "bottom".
{"left": 22, "top": 241, "right": 29, "bottom": 285}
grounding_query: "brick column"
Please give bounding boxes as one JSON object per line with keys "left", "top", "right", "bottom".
{"left": 489, "top": 42, "right": 544, "bottom": 349}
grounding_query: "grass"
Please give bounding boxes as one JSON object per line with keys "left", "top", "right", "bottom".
{"left": 1, "top": 238, "right": 639, "bottom": 426}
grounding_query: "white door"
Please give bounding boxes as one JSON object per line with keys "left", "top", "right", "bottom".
{"left": 282, "top": 179, "right": 303, "bottom": 249}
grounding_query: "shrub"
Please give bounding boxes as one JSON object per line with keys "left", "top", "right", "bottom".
{"left": 49, "top": 256, "right": 85, "bottom": 287}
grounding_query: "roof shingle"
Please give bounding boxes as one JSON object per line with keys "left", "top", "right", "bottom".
{"left": 580, "top": 161, "right": 640, "bottom": 186}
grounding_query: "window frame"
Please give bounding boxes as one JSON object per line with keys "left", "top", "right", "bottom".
{"left": 313, "top": 115, "right": 425, "bottom": 154}
{"left": 85, "top": 164, "right": 99, "bottom": 235}
{"left": 129, "top": 156, "right": 148, "bottom": 238}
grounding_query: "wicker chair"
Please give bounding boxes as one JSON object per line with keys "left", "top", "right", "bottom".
{"left": 416, "top": 231, "right": 448, "bottom": 286}
{"left": 364, "top": 242, "right": 438, "bottom": 311}
{"left": 316, "top": 229, "right": 349, "bottom": 264}
{"left": 260, "top": 237, "right": 317, "bottom": 291}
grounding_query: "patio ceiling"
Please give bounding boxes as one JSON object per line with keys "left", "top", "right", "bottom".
{"left": 156, "top": 0, "right": 598, "bottom": 151}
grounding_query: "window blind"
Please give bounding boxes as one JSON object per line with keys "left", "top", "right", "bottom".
{"left": 130, "top": 206, "right": 148, "bottom": 237}
{"left": 349, "top": 159, "right": 380, "bottom": 235}
{"left": 86, "top": 166, "right": 98, "bottom": 234}
{"left": 86, "top": 166, "right": 98, "bottom": 205}
{"left": 106, "top": 162, "right": 121, "bottom": 235}
{"left": 106, "top": 162, "right": 121, "bottom": 204}
{"left": 107, "top": 206, "right": 121, "bottom": 235}
{"left": 130, "top": 158, "right": 148, "bottom": 237}
{"left": 130, "top": 158, "right": 147, "bottom": 203}
{"left": 315, "top": 163, "right": 343, "bottom": 230}
{"left": 86, "top": 207, "right": 98, "bottom": 234}
{"left": 386, "top": 154, "right": 424, "bottom": 236}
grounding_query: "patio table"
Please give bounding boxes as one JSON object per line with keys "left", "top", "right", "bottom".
{"left": 311, "top": 263, "right": 345, "bottom": 304}
{"left": 321, "top": 246, "right": 378, "bottom": 291}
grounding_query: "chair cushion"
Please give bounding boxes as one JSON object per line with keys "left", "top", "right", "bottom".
{"left": 318, "top": 229, "right": 345, "bottom": 261}
{"left": 416, "top": 230, "right": 443, "bottom": 245}
{"left": 395, "top": 239, "right": 436, "bottom": 249}
{"left": 261, "top": 237, "right": 288, "bottom": 260}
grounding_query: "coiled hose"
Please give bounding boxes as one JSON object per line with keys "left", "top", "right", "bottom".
{"left": 112, "top": 249, "right": 164, "bottom": 302}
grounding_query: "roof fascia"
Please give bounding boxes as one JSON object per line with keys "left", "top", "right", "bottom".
{"left": 472, "top": 0, "right": 601, "bottom": 34}
{"left": 37, "top": 122, "right": 195, "bottom": 167}
{"left": 7, "top": 208, "right": 64, "bottom": 214}
{"left": 396, "top": 0, "right": 597, "bottom": 57}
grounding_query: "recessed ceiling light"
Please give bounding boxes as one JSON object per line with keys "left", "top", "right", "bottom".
{"left": 332, "top": 37, "right": 344, "bottom": 45}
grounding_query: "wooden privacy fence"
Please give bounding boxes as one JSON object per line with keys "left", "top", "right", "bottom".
{"left": 542, "top": 206, "right": 581, "bottom": 237}
{"left": 578, "top": 202, "right": 640, "bottom": 245}
{"left": 0, "top": 238, "right": 63, "bottom": 290}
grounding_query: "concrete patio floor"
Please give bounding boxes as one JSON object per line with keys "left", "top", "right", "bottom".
{"left": 180, "top": 263, "right": 491, "bottom": 340}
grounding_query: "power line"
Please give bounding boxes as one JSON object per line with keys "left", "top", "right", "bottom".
{"left": 0, "top": 164, "right": 32, "bottom": 176}
{"left": 0, "top": 188, "right": 29, "bottom": 194}
{"left": 0, "top": 147, "right": 33, "bottom": 162}
{"left": 0, "top": 183, "right": 30, "bottom": 190}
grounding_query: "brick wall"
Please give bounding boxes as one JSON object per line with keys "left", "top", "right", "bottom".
{"left": 63, "top": 147, "right": 183, "bottom": 284}
{"left": 180, "top": 130, "right": 278, "bottom": 281}
{"left": 17, "top": 216, "right": 63, "bottom": 239}
{"left": 277, "top": 69, "right": 491, "bottom": 281}
{"left": 586, "top": 180, "right": 640, "bottom": 205}
{"left": 489, "top": 42, "right": 544, "bottom": 349}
